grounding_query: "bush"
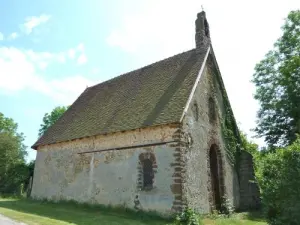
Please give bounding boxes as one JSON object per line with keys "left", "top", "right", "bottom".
{"left": 0, "top": 160, "right": 34, "bottom": 195}
{"left": 172, "top": 208, "right": 202, "bottom": 225}
{"left": 0, "top": 163, "right": 29, "bottom": 194}
{"left": 257, "top": 138, "right": 300, "bottom": 225}
{"left": 220, "top": 195, "right": 235, "bottom": 217}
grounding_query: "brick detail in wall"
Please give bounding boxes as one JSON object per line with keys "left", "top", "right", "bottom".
{"left": 135, "top": 151, "right": 157, "bottom": 210}
{"left": 170, "top": 127, "right": 188, "bottom": 213}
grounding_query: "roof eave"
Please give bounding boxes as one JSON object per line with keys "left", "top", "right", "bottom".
{"left": 179, "top": 45, "right": 211, "bottom": 122}
{"left": 31, "top": 122, "right": 182, "bottom": 150}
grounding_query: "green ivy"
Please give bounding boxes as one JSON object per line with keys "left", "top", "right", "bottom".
{"left": 209, "top": 58, "right": 241, "bottom": 168}
{"left": 221, "top": 107, "right": 240, "bottom": 168}
{"left": 209, "top": 56, "right": 241, "bottom": 169}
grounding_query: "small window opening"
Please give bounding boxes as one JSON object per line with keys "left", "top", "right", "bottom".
{"left": 209, "top": 144, "right": 222, "bottom": 211}
{"left": 204, "top": 19, "right": 210, "bottom": 37}
{"left": 192, "top": 103, "right": 199, "bottom": 121}
{"left": 142, "top": 159, "right": 154, "bottom": 190}
{"left": 209, "top": 97, "right": 216, "bottom": 123}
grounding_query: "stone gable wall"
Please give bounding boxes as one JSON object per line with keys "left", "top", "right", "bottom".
{"left": 181, "top": 62, "right": 240, "bottom": 213}
{"left": 31, "top": 125, "right": 184, "bottom": 215}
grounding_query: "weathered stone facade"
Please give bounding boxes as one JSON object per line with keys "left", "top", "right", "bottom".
{"left": 31, "top": 125, "right": 184, "bottom": 215}
{"left": 31, "top": 61, "right": 259, "bottom": 215}
{"left": 181, "top": 63, "right": 240, "bottom": 213}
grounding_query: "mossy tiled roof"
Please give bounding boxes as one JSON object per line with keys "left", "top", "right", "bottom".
{"left": 32, "top": 48, "right": 208, "bottom": 149}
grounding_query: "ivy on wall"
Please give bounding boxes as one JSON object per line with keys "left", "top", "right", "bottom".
{"left": 221, "top": 108, "right": 240, "bottom": 168}
{"left": 208, "top": 55, "right": 241, "bottom": 169}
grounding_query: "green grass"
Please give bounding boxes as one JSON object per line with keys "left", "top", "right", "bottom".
{"left": 202, "top": 212, "right": 267, "bottom": 225}
{"left": 0, "top": 197, "right": 267, "bottom": 225}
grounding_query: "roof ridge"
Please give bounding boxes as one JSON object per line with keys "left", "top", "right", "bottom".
{"left": 89, "top": 48, "right": 195, "bottom": 89}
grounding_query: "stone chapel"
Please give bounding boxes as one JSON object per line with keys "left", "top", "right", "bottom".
{"left": 31, "top": 11, "right": 260, "bottom": 215}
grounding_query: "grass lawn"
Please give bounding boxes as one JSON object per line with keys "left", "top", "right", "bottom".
{"left": 0, "top": 197, "right": 267, "bottom": 225}
{"left": 202, "top": 213, "right": 267, "bottom": 225}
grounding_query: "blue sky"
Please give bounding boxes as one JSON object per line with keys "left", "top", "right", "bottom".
{"left": 0, "top": 0, "right": 299, "bottom": 161}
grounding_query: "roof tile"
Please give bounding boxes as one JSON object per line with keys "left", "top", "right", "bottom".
{"left": 32, "top": 47, "right": 208, "bottom": 149}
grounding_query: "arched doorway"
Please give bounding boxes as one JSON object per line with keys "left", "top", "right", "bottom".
{"left": 209, "top": 144, "right": 222, "bottom": 211}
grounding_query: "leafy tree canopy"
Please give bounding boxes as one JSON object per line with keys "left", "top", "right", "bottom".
{"left": 252, "top": 10, "right": 300, "bottom": 147}
{"left": 240, "top": 131, "right": 259, "bottom": 156}
{"left": 0, "top": 112, "right": 19, "bottom": 134}
{"left": 0, "top": 112, "right": 28, "bottom": 194}
{"left": 38, "top": 106, "right": 68, "bottom": 137}
{"left": 0, "top": 112, "right": 26, "bottom": 160}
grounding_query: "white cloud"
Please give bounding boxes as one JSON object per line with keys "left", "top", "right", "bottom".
{"left": 0, "top": 47, "right": 35, "bottom": 92}
{"left": 77, "top": 43, "right": 85, "bottom": 52}
{"left": 25, "top": 43, "right": 87, "bottom": 68}
{"left": 57, "top": 54, "right": 66, "bottom": 63}
{"left": 8, "top": 32, "right": 18, "bottom": 40}
{"left": 0, "top": 32, "right": 3, "bottom": 41}
{"left": 68, "top": 49, "right": 76, "bottom": 59}
{"left": 6, "top": 14, "right": 51, "bottom": 41}
{"left": 106, "top": 1, "right": 197, "bottom": 57}
{"left": 0, "top": 46, "right": 98, "bottom": 104}
{"left": 68, "top": 43, "right": 85, "bottom": 60}
{"left": 38, "top": 61, "right": 48, "bottom": 70}
{"left": 25, "top": 50, "right": 60, "bottom": 69}
{"left": 77, "top": 53, "right": 88, "bottom": 65}
{"left": 22, "top": 14, "right": 51, "bottom": 34}
{"left": 44, "top": 76, "right": 94, "bottom": 104}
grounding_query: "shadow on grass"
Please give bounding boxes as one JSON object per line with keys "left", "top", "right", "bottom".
{"left": 0, "top": 198, "right": 170, "bottom": 225}
{"left": 241, "top": 210, "right": 266, "bottom": 222}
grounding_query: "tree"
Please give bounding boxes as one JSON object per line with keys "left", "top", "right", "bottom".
{"left": 0, "top": 113, "right": 26, "bottom": 161}
{"left": 0, "top": 113, "right": 27, "bottom": 194}
{"left": 0, "top": 133, "right": 24, "bottom": 170}
{"left": 240, "top": 131, "right": 259, "bottom": 156}
{"left": 252, "top": 10, "right": 300, "bottom": 147}
{"left": 0, "top": 113, "right": 18, "bottom": 133}
{"left": 38, "top": 106, "right": 68, "bottom": 137}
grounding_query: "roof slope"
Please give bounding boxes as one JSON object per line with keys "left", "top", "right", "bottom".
{"left": 32, "top": 48, "right": 208, "bottom": 149}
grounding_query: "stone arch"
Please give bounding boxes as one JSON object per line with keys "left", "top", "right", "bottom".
{"left": 207, "top": 144, "right": 225, "bottom": 211}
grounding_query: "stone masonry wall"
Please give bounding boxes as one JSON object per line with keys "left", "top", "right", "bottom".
{"left": 239, "top": 150, "right": 261, "bottom": 210}
{"left": 182, "top": 62, "right": 240, "bottom": 213}
{"left": 31, "top": 125, "right": 183, "bottom": 215}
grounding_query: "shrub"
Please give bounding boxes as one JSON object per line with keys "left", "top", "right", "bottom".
{"left": 173, "top": 208, "right": 202, "bottom": 225}
{"left": 0, "top": 162, "right": 30, "bottom": 195}
{"left": 220, "top": 195, "right": 235, "bottom": 217}
{"left": 257, "top": 138, "right": 300, "bottom": 225}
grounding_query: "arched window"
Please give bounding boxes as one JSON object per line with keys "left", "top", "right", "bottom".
{"left": 208, "top": 97, "right": 216, "bottom": 123}
{"left": 142, "top": 159, "right": 154, "bottom": 190}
